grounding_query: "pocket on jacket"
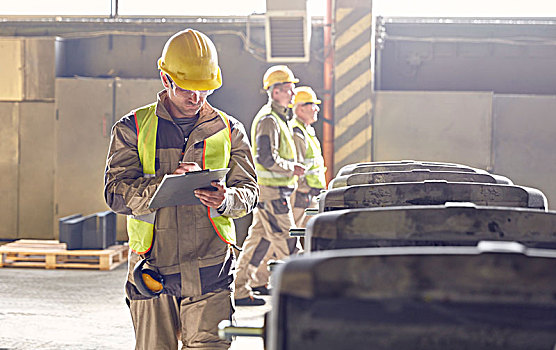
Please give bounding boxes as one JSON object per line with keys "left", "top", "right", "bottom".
{"left": 155, "top": 207, "right": 177, "bottom": 230}
{"left": 271, "top": 197, "right": 291, "bottom": 215}
{"left": 150, "top": 228, "right": 178, "bottom": 267}
{"left": 294, "top": 191, "right": 311, "bottom": 208}
{"left": 195, "top": 210, "right": 214, "bottom": 229}
{"left": 199, "top": 253, "right": 234, "bottom": 295}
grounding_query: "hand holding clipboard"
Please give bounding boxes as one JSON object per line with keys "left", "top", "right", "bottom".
{"left": 148, "top": 168, "right": 230, "bottom": 209}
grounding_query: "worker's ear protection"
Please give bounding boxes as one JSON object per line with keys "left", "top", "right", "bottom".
{"left": 133, "top": 258, "right": 165, "bottom": 297}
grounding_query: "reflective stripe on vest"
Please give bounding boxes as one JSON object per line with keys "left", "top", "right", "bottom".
{"left": 127, "top": 103, "right": 157, "bottom": 254}
{"left": 202, "top": 109, "right": 236, "bottom": 246}
{"left": 290, "top": 118, "right": 327, "bottom": 189}
{"left": 251, "top": 104, "right": 297, "bottom": 187}
{"left": 127, "top": 103, "right": 236, "bottom": 254}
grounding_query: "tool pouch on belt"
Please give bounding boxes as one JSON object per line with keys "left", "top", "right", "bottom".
{"left": 133, "top": 258, "right": 165, "bottom": 297}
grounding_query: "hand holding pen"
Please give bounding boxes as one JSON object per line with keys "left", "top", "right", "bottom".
{"left": 173, "top": 161, "right": 201, "bottom": 175}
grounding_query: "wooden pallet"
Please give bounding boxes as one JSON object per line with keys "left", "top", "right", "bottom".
{"left": 0, "top": 239, "right": 128, "bottom": 271}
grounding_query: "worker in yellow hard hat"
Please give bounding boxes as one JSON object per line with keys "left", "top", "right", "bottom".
{"left": 247, "top": 86, "right": 326, "bottom": 289}
{"left": 234, "top": 65, "right": 305, "bottom": 306}
{"left": 104, "top": 28, "right": 259, "bottom": 349}
{"left": 289, "top": 86, "right": 326, "bottom": 227}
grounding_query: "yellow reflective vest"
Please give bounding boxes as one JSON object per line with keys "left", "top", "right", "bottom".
{"left": 127, "top": 103, "right": 236, "bottom": 254}
{"left": 251, "top": 104, "right": 297, "bottom": 187}
{"left": 290, "top": 118, "right": 327, "bottom": 189}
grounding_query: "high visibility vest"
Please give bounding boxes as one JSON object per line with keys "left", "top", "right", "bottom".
{"left": 251, "top": 104, "right": 297, "bottom": 187}
{"left": 290, "top": 118, "right": 327, "bottom": 189}
{"left": 127, "top": 102, "right": 236, "bottom": 254}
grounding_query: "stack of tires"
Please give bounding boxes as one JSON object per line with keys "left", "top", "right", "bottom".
{"left": 267, "top": 161, "right": 556, "bottom": 349}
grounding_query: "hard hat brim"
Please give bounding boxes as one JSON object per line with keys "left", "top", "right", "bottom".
{"left": 264, "top": 78, "right": 300, "bottom": 90}
{"left": 289, "top": 99, "right": 321, "bottom": 108}
{"left": 158, "top": 58, "right": 223, "bottom": 91}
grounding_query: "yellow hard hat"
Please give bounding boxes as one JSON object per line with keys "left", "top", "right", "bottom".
{"left": 263, "top": 65, "right": 299, "bottom": 90}
{"left": 158, "top": 29, "right": 222, "bottom": 91}
{"left": 292, "top": 86, "right": 321, "bottom": 106}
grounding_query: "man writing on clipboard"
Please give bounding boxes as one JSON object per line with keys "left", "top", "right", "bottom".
{"left": 104, "top": 29, "right": 258, "bottom": 350}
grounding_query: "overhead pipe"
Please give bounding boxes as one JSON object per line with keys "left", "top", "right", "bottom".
{"left": 323, "top": 0, "right": 335, "bottom": 184}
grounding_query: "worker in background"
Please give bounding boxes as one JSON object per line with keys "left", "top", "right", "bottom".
{"left": 104, "top": 29, "right": 258, "bottom": 349}
{"left": 248, "top": 87, "right": 327, "bottom": 295}
{"left": 234, "top": 65, "right": 305, "bottom": 306}
{"left": 290, "top": 86, "right": 327, "bottom": 227}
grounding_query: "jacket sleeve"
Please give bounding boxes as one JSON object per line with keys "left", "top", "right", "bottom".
{"left": 254, "top": 115, "right": 297, "bottom": 176}
{"left": 292, "top": 126, "right": 311, "bottom": 193}
{"left": 220, "top": 117, "right": 260, "bottom": 219}
{"left": 292, "top": 126, "right": 307, "bottom": 166}
{"left": 104, "top": 116, "right": 164, "bottom": 217}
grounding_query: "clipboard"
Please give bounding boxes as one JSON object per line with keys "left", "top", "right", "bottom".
{"left": 148, "top": 168, "right": 230, "bottom": 209}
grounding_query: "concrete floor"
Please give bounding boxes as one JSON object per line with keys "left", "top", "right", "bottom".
{"left": 0, "top": 263, "right": 269, "bottom": 350}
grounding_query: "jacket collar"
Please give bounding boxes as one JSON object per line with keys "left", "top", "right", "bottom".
{"left": 155, "top": 90, "right": 173, "bottom": 122}
{"left": 189, "top": 102, "right": 226, "bottom": 146}
{"left": 293, "top": 116, "right": 316, "bottom": 136}
{"left": 293, "top": 115, "right": 308, "bottom": 128}
{"left": 156, "top": 91, "right": 227, "bottom": 151}
{"left": 269, "top": 99, "right": 291, "bottom": 123}
{"left": 156, "top": 89, "right": 222, "bottom": 124}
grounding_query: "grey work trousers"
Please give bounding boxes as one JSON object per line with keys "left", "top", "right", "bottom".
{"left": 292, "top": 190, "right": 319, "bottom": 228}
{"left": 129, "top": 289, "right": 233, "bottom": 350}
{"left": 234, "top": 193, "right": 301, "bottom": 299}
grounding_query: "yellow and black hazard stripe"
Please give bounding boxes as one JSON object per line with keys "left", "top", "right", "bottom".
{"left": 333, "top": 5, "right": 373, "bottom": 172}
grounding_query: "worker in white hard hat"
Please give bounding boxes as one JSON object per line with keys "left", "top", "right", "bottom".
{"left": 234, "top": 65, "right": 305, "bottom": 306}
{"left": 104, "top": 28, "right": 258, "bottom": 349}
